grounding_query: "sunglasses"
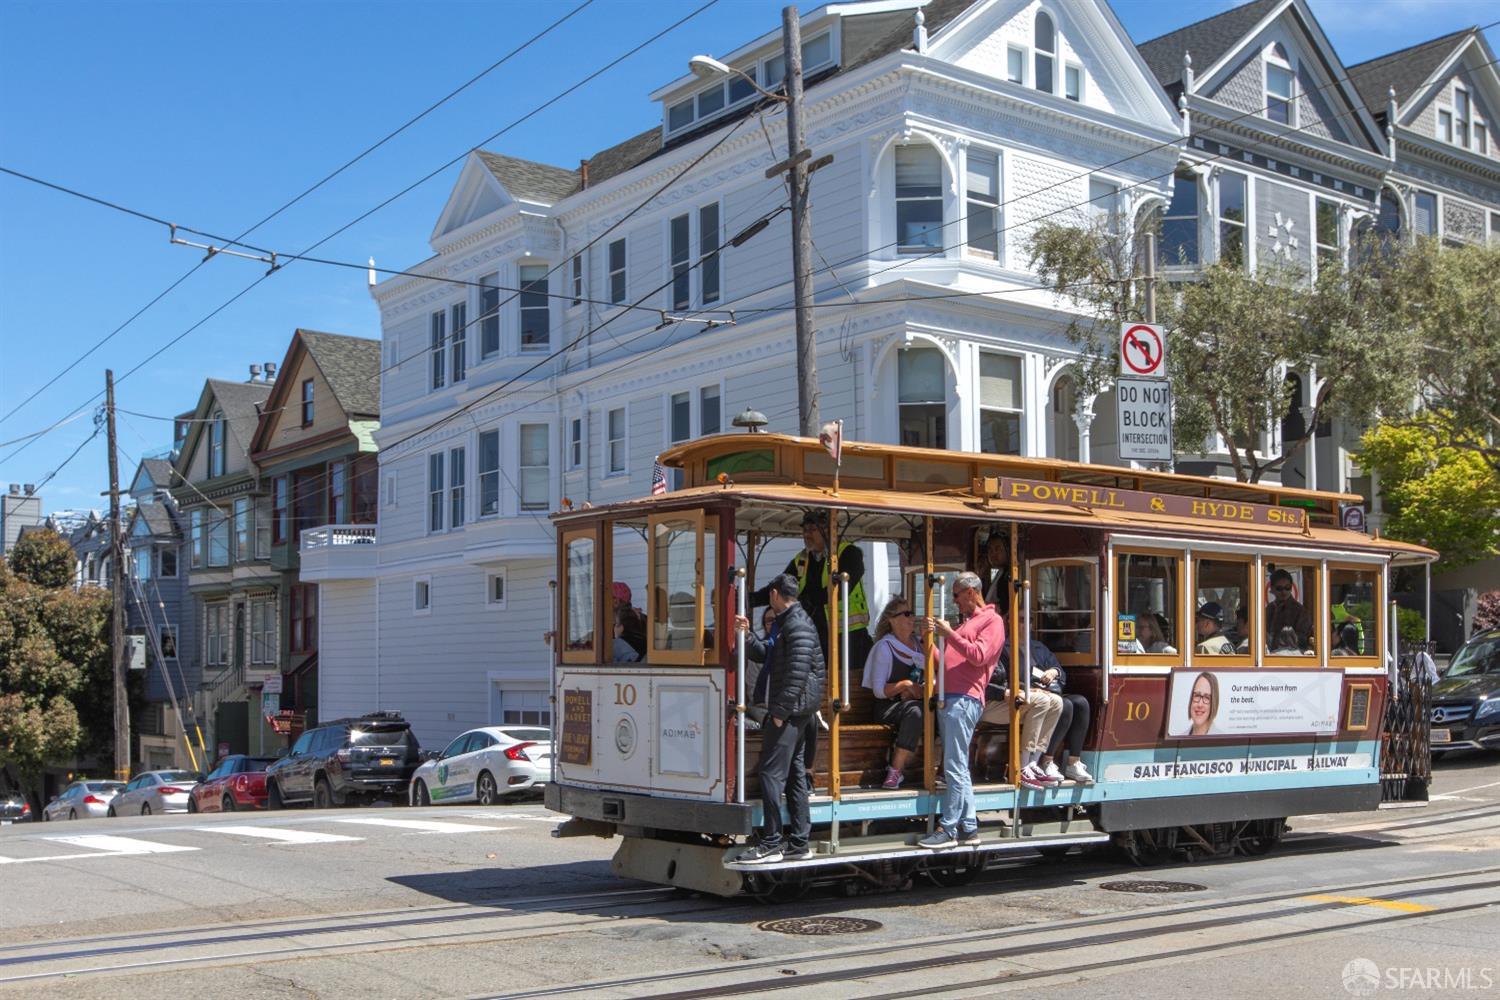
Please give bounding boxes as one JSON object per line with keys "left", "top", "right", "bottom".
{"left": 891, "top": 610, "right": 915, "bottom": 619}
{"left": 1273, "top": 585, "right": 1293, "bottom": 593}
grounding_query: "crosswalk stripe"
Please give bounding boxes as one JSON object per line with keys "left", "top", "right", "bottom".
{"left": 330, "top": 817, "right": 512, "bottom": 835}
{"left": 203, "top": 825, "right": 363, "bottom": 844}
{"left": 45, "top": 835, "right": 197, "bottom": 855}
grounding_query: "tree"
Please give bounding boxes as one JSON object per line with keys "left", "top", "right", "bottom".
{"left": 8, "top": 528, "right": 76, "bottom": 589}
{"left": 1358, "top": 419, "right": 1500, "bottom": 569}
{"left": 1027, "top": 220, "right": 1421, "bottom": 482}
{"left": 1376, "top": 240, "right": 1500, "bottom": 475}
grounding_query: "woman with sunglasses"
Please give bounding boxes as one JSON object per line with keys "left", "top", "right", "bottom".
{"left": 862, "top": 596, "right": 925, "bottom": 789}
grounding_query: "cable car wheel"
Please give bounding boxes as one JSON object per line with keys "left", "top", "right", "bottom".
{"left": 924, "top": 851, "right": 986, "bottom": 888}
{"left": 1114, "top": 826, "right": 1180, "bottom": 867}
{"left": 1232, "top": 817, "right": 1287, "bottom": 857}
{"left": 745, "top": 870, "right": 809, "bottom": 904}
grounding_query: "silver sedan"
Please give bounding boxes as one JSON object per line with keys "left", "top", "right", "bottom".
{"left": 107, "top": 770, "right": 200, "bottom": 817}
{"left": 42, "top": 781, "right": 124, "bottom": 821}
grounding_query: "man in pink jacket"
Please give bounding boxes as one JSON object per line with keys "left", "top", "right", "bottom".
{"left": 919, "top": 571, "right": 1005, "bottom": 848}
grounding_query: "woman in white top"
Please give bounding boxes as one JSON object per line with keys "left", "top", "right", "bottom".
{"left": 863, "top": 596, "right": 925, "bottom": 790}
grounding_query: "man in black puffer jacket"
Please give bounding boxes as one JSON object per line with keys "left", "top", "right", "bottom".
{"left": 734, "top": 573, "right": 825, "bottom": 864}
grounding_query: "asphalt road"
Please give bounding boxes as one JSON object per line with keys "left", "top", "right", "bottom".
{"left": 1, "top": 752, "right": 1497, "bottom": 999}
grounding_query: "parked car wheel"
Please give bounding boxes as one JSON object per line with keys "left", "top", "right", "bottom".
{"left": 107, "top": 805, "right": 117, "bottom": 818}
{"left": 267, "top": 780, "right": 284, "bottom": 810}
{"left": 141, "top": 803, "right": 152, "bottom": 816}
{"left": 314, "top": 778, "right": 334, "bottom": 810}
{"left": 187, "top": 797, "right": 198, "bottom": 814}
{"left": 222, "top": 794, "right": 236, "bottom": 813}
{"left": 412, "top": 780, "right": 430, "bottom": 807}
{"left": 68, "top": 809, "right": 77, "bottom": 820}
{"left": 476, "top": 771, "right": 498, "bottom": 806}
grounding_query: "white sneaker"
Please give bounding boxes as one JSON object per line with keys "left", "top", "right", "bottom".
{"left": 1041, "top": 760, "right": 1064, "bottom": 782}
{"left": 1064, "top": 761, "right": 1094, "bottom": 784}
{"left": 1022, "top": 762, "right": 1059, "bottom": 786}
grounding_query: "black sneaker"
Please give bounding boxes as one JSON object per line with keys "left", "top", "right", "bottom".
{"left": 737, "top": 842, "right": 784, "bottom": 865}
{"left": 783, "top": 846, "right": 812, "bottom": 861}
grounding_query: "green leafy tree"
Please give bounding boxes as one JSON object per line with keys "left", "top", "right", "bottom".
{"left": 8, "top": 528, "right": 76, "bottom": 589}
{"left": 1358, "top": 420, "right": 1500, "bottom": 569}
{"left": 1027, "top": 221, "right": 1421, "bottom": 482}
{"left": 0, "top": 561, "right": 86, "bottom": 802}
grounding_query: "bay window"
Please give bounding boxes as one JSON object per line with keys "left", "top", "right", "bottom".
{"left": 1159, "top": 168, "right": 1200, "bottom": 265}
{"left": 1218, "top": 171, "right": 1247, "bottom": 269}
{"left": 519, "top": 424, "right": 549, "bottom": 511}
{"left": 898, "top": 347, "right": 946, "bottom": 449}
{"left": 428, "top": 452, "right": 444, "bottom": 533}
{"left": 519, "top": 265, "right": 550, "bottom": 351}
{"left": 449, "top": 446, "right": 466, "bottom": 529}
{"left": 450, "top": 302, "right": 467, "bottom": 382}
{"left": 670, "top": 214, "right": 691, "bottom": 310}
{"left": 965, "top": 149, "right": 999, "bottom": 257}
{"left": 478, "top": 430, "right": 500, "bottom": 517}
{"left": 979, "top": 353, "right": 1022, "bottom": 456}
{"left": 430, "top": 310, "right": 446, "bottom": 391}
{"left": 699, "top": 203, "right": 720, "bottom": 304}
{"left": 479, "top": 272, "right": 501, "bottom": 359}
{"left": 895, "top": 145, "right": 943, "bottom": 252}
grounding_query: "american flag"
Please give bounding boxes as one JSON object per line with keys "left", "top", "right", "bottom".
{"left": 651, "top": 458, "right": 668, "bottom": 495}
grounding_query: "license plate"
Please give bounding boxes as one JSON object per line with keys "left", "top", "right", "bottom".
{"left": 1431, "top": 729, "right": 1450, "bottom": 743}
{"left": 379, "top": 757, "right": 395, "bottom": 766}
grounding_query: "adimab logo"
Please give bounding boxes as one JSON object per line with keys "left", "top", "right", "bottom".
{"left": 661, "top": 721, "right": 702, "bottom": 741}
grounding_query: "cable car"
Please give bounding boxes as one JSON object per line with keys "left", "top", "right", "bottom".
{"left": 544, "top": 433, "right": 1434, "bottom": 898}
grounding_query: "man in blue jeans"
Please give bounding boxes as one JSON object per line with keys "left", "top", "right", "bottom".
{"left": 918, "top": 571, "right": 1005, "bottom": 848}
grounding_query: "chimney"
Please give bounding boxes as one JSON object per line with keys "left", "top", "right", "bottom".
{"left": 264, "top": 362, "right": 277, "bottom": 382}
{"left": 7, "top": 484, "right": 18, "bottom": 495}
{"left": 249, "top": 364, "right": 263, "bottom": 382}
{"left": 23, "top": 484, "right": 36, "bottom": 496}
{"left": 578, "top": 159, "right": 590, "bottom": 190}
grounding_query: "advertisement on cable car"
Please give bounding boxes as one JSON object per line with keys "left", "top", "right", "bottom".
{"left": 1164, "top": 669, "right": 1343, "bottom": 739}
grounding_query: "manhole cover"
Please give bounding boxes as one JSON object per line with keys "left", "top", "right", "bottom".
{"left": 758, "top": 916, "right": 883, "bottom": 936}
{"left": 1100, "top": 880, "right": 1207, "bottom": 894}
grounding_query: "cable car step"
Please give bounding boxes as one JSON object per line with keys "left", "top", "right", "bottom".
{"left": 723, "top": 831, "right": 1109, "bottom": 871}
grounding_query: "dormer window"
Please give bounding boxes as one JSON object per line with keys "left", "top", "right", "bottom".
{"left": 1265, "top": 43, "right": 1295, "bottom": 125}
{"left": 1034, "top": 12, "right": 1056, "bottom": 94}
{"left": 663, "top": 30, "right": 834, "bottom": 137}
{"left": 208, "top": 409, "right": 226, "bottom": 478}
{"left": 1436, "top": 85, "right": 1486, "bottom": 153}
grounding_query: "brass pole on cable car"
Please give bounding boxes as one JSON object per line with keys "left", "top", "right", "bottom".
{"left": 923, "top": 517, "right": 937, "bottom": 809}
{"left": 1009, "top": 530, "right": 1021, "bottom": 789}
{"left": 829, "top": 509, "right": 841, "bottom": 805}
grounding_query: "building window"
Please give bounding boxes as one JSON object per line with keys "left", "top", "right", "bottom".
{"left": 300, "top": 379, "right": 315, "bottom": 426}
{"left": 1315, "top": 198, "right": 1340, "bottom": 273}
{"left": 519, "top": 265, "right": 549, "bottom": 351}
{"left": 1064, "top": 64, "right": 1082, "bottom": 102}
{"left": 608, "top": 239, "right": 627, "bottom": 304}
{"left": 898, "top": 347, "right": 946, "bottom": 449}
{"left": 1218, "top": 171, "right": 1247, "bottom": 269}
{"left": 569, "top": 417, "right": 583, "bottom": 470}
{"left": 414, "top": 577, "right": 431, "bottom": 615}
{"left": 159, "top": 546, "right": 177, "bottom": 578}
{"left": 1454, "top": 87, "right": 1471, "bottom": 147}
{"left": 670, "top": 391, "right": 691, "bottom": 445}
{"left": 519, "top": 424, "right": 549, "bottom": 511}
{"left": 159, "top": 625, "right": 177, "bottom": 660}
{"left": 1438, "top": 109, "right": 1454, "bottom": 144}
{"left": 700, "top": 385, "right": 721, "bottom": 436}
{"left": 607, "top": 407, "right": 626, "bottom": 475}
{"left": 289, "top": 584, "right": 317, "bottom": 654}
{"left": 479, "top": 272, "right": 500, "bottom": 359}
{"left": 1476, "top": 122, "right": 1488, "bottom": 155}
{"left": 1088, "top": 178, "right": 1119, "bottom": 235}
{"left": 349, "top": 455, "right": 377, "bottom": 525}
{"left": 699, "top": 203, "right": 721, "bottom": 304}
{"left": 1034, "top": 11, "right": 1056, "bottom": 94}
{"left": 429, "top": 310, "right": 446, "bottom": 391}
{"left": 570, "top": 254, "right": 583, "bottom": 305}
{"left": 450, "top": 302, "right": 467, "bottom": 382}
{"left": 1491, "top": 212, "right": 1500, "bottom": 246}
{"left": 1265, "top": 43, "right": 1295, "bottom": 125}
{"left": 965, "top": 149, "right": 1000, "bottom": 257}
{"left": 428, "top": 452, "right": 444, "bottom": 533}
{"left": 384, "top": 473, "right": 397, "bottom": 509}
{"left": 208, "top": 410, "right": 225, "bottom": 478}
{"left": 478, "top": 429, "right": 499, "bottom": 517}
{"left": 254, "top": 496, "right": 272, "bottom": 557}
{"left": 895, "top": 145, "right": 943, "bottom": 252}
{"left": 1159, "top": 168, "right": 1200, "bottom": 265}
{"left": 496, "top": 687, "right": 551, "bottom": 727}
{"left": 979, "top": 353, "right": 1023, "bottom": 455}
{"left": 293, "top": 467, "right": 325, "bottom": 539}
{"left": 449, "top": 446, "right": 466, "bottom": 529}
{"left": 208, "top": 506, "right": 230, "bottom": 567}
{"left": 204, "top": 603, "right": 229, "bottom": 667}
{"left": 487, "top": 570, "right": 507, "bottom": 609}
{"left": 272, "top": 476, "right": 289, "bottom": 546}
{"left": 233, "top": 496, "right": 251, "bottom": 563}
{"left": 250, "top": 598, "right": 276, "bottom": 664}
{"left": 1006, "top": 45, "right": 1025, "bottom": 85}
{"left": 670, "top": 213, "right": 691, "bottom": 310}
{"left": 328, "top": 459, "right": 348, "bottom": 524}
{"left": 1413, "top": 190, "right": 1438, "bottom": 237}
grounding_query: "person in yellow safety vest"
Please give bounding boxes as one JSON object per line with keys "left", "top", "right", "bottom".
{"left": 751, "top": 510, "right": 874, "bottom": 783}
{"left": 1331, "top": 591, "right": 1366, "bottom": 655}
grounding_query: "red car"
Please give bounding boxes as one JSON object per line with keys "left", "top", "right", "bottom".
{"left": 189, "top": 755, "right": 279, "bottom": 812}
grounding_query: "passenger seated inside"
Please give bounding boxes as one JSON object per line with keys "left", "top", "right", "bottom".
{"left": 612, "top": 604, "right": 644, "bottom": 662}
{"left": 612, "top": 582, "right": 646, "bottom": 658}
{"left": 1228, "top": 606, "right": 1251, "bottom": 654}
{"left": 1118, "top": 612, "right": 1178, "bottom": 654}
{"left": 1332, "top": 622, "right": 1362, "bottom": 656}
{"left": 1265, "top": 568, "right": 1313, "bottom": 652}
{"left": 990, "top": 639, "right": 1063, "bottom": 789}
{"left": 1031, "top": 655, "right": 1094, "bottom": 784}
{"left": 1195, "top": 602, "right": 1236, "bottom": 655}
{"left": 862, "top": 596, "right": 924, "bottom": 790}
{"left": 1269, "top": 626, "right": 1306, "bottom": 656}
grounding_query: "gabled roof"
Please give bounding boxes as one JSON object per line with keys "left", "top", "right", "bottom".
{"left": 128, "top": 457, "right": 173, "bottom": 496}
{"left": 475, "top": 151, "right": 580, "bottom": 203}
{"left": 127, "top": 501, "right": 178, "bottom": 540}
{"left": 299, "top": 330, "right": 381, "bottom": 419}
{"left": 1137, "top": 0, "right": 1282, "bottom": 92}
{"left": 174, "top": 377, "right": 273, "bottom": 482}
{"left": 1346, "top": 28, "right": 1475, "bottom": 122}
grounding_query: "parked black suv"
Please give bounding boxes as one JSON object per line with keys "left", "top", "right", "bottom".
{"left": 1431, "top": 628, "right": 1500, "bottom": 757}
{"left": 265, "top": 713, "right": 422, "bottom": 808}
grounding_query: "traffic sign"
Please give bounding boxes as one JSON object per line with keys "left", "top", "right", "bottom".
{"left": 1120, "top": 323, "right": 1166, "bottom": 378}
{"left": 1116, "top": 376, "right": 1173, "bottom": 461}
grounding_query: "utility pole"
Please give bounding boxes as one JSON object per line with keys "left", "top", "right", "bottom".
{"left": 782, "top": 5, "right": 819, "bottom": 437}
{"left": 105, "top": 369, "right": 130, "bottom": 780}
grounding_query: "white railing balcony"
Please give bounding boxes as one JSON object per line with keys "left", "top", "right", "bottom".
{"left": 298, "top": 524, "right": 378, "bottom": 581}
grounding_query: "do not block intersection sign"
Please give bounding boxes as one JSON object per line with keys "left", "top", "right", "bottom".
{"left": 1117, "top": 377, "right": 1173, "bottom": 461}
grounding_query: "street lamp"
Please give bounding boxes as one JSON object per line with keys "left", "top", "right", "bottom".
{"left": 687, "top": 56, "right": 787, "bottom": 103}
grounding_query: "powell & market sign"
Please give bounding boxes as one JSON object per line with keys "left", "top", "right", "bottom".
{"left": 982, "top": 476, "right": 1308, "bottom": 530}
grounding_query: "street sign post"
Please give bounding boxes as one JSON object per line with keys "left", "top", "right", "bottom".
{"left": 1120, "top": 322, "right": 1166, "bottom": 378}
{"left": 1116, "top": 376, "right": 1173, "bottom": 461}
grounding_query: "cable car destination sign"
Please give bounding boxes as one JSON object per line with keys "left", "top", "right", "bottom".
{"left": 981, "top": 476, "right": 1309, "bottom": 530}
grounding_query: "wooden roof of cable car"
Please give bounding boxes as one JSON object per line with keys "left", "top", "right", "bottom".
{"left": 551, "top": 433, "right": 1436, "bottom": 561}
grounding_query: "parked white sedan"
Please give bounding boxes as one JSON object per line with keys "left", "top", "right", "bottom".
{"left": 409, "top": 727, "right": 553, "bottom": 806}
{"left": 42, "top": 781, "right": 125, "bottom": 821}
{"left": 107, "top": 770, "right": 200, "bottom": 816}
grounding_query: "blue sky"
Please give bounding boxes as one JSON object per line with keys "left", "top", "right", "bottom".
{"left": 2, "top": 0, "right": 1496, "bottom": 514}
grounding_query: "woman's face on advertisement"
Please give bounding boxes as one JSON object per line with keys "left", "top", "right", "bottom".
{"left": 1190, "top": 676, "right": 1213, "bottom": 726}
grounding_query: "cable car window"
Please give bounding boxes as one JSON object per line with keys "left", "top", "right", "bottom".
{"left": 648, "top": 512, "right": 707, "bottom": 662}
{"left": 1116, "top": 552, "right": 1181, "bottom": 659}
{"left": 562, "top": 531, "right": 596, "bottom": 662}
{"left": 1264, "top": 561, "right": 1317, "bottom": 656}
{"left": 1194, "top": 557, "right": 1252, "bottom": 657}
{"left": 1032, "top": 560, "right": 1095, "bottom": 661}
{"left": 1329, "top": 566, "right": 1379, "bottom": 660}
